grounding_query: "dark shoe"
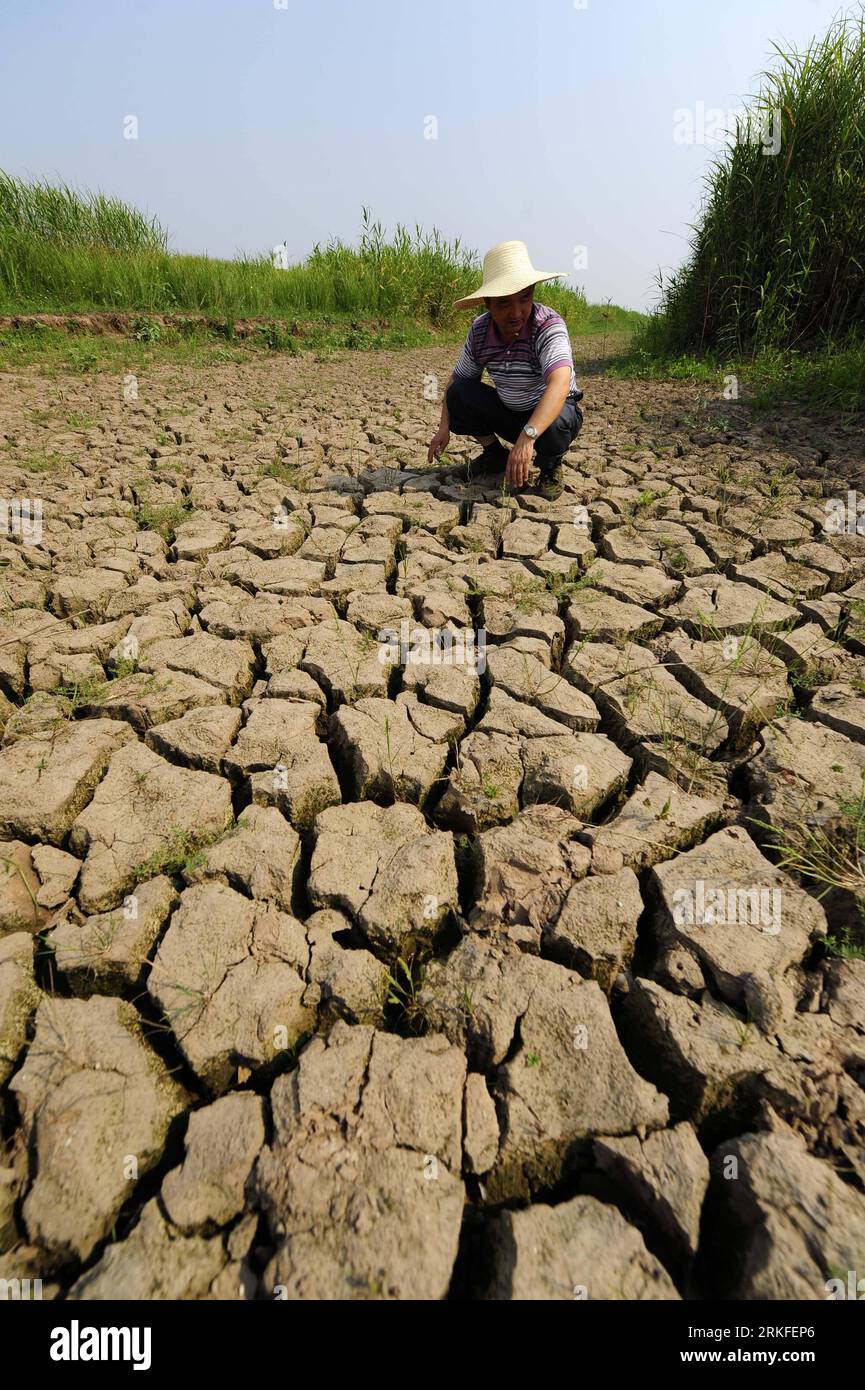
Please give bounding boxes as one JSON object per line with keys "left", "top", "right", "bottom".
{"left": 469, "top": 440, "right": 509, "bottom": 475}
{"left": 535, "top": 457, "right": 564, "bottom": 501}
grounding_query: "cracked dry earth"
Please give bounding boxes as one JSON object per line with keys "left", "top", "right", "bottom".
{"left": 1, "top": 340, "right": 864, "bottom": 1302}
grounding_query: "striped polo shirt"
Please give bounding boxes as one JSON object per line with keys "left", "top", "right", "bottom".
{"left": 452, "top": 301, "right": 581, "bottom": 410}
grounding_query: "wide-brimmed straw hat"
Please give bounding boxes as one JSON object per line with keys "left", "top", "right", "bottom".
{"left": 453, "top": 240, "right": 565, "bottom": 309}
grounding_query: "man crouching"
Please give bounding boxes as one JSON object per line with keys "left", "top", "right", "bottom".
{"left": 427, "top": 240, "right": 583, "bottom": 501}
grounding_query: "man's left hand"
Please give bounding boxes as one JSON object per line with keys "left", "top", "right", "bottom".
{"left": 505, "top": 434, "right": 535, "bottom": 488}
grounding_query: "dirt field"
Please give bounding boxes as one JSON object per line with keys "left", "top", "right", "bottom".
{"left": 1, "top": 338, "right": 864, "bottom": 1300}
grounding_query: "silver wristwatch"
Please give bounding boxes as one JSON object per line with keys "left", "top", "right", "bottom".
{"left": 522, "top": 424, "right": 539, "bottom": 439}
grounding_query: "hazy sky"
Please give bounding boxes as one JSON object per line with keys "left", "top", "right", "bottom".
{"left": 0, "top": 0, "right": 849, "bottom": 310}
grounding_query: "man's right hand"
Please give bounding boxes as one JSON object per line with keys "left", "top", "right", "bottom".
{"left": 427, "top": 425, "right": 450, "bottom": 465}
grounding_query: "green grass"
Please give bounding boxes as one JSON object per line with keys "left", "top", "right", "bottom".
{"left": 650, "top": 14, "right": 865, "bottom": 354}
{"left": 825, "top": 925, "right": 865, "bottom": 961}
{"left": 56, "top": 673, "right": 111, "bottom": 714}
{"left": 134, "top": 497, "right": 193, "bottom": 541}
{"left": 132, "top": 825, "right": 231, "bottom": 882}
{"left": 607, "top": 338, "right": 865, "bottom": 412}
{"left": 0, "top": 315, "right": 635, "bottom": 380}
{"left": 0, "top": 319, "right": 443, "bottom": 375}
{"left": 0, "top": 183, "right": 639, "bottom": 340}
{"left": 384, "top": 954, "right": 428, "bottom": 1032}
{"left": 546, "top": 564, "right": 599, "bottom": 605}
{"left": 10, "top": 449, "right": 68, "bottom": 472}
{"left": 257, "top": 455, "right": 315, "bottom": 491}
{"left": 0, "top": 169, "right": 166, "bottom": 253}
{"left": 626, "top": 12, "right": 865, "bottom": 409}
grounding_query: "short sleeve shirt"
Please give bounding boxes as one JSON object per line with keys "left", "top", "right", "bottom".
{"left": 452, "top": 302, "right": 580, "bottom": 410}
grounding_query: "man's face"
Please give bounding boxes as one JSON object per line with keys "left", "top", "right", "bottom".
{"left": 486, "top": 285, "right": 534, "bottom": 342}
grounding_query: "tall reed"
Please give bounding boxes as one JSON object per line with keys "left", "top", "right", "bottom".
{"left": 645, "top": 12, "right": 865, "bottom": 355}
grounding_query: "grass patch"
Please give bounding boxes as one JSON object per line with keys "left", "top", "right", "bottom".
{"left": 546, "top": 563, "right": 599, "bottom": 605}
{"left": 384, "top": 954, "right": 428, "bottom": 1033}
{"left": 607, "top": 339, "right": 865, "bottom": 413}
{"left": 56, "top": 672, "right": 113, "bottom": 714}
{"left": 132, "top": 825, "right": 231, "bottom": 883}
{"left": 751, "top": 780, "right": 865, "bottom": 941}
{"left": 11, "top": 450, "right": 68, "bottom": 473}
{"left": 134, "top": 497, "right": 193, "bottom": 541}
{"left": 257, "top": 454, "right": 313, "bottom": 490}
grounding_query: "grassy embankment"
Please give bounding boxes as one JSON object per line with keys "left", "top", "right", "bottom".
{"left": 609, "top": 12, "right": 865, "bottom": 411}
{"left": 0, "top": 184, "right": 641, "bottom": 369}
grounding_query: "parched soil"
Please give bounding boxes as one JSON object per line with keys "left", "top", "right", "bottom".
{"left": 0, "top": 340, "right": 864, "bottom": 1301}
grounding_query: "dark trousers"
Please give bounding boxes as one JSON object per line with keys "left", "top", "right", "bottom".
{"left": 445, "top": 376, "right": 584, "bottom": 462}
